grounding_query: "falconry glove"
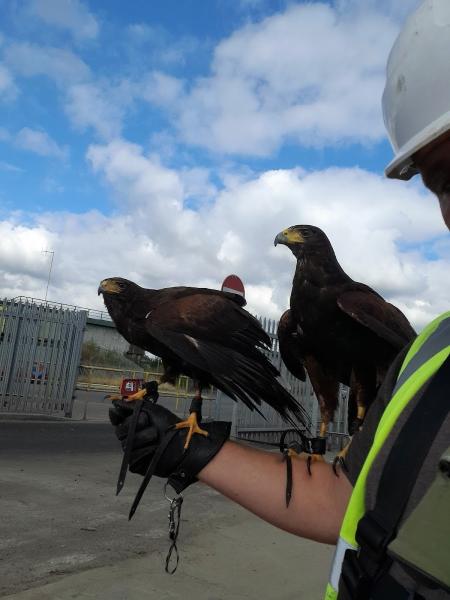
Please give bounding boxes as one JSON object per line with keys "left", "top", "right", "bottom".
{"left": 109, "top": 401, "right": 231, "bottom": 494}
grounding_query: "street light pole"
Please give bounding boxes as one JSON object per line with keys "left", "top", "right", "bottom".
{"left": 42, "top": 250, "right": 54, "bottom": 302}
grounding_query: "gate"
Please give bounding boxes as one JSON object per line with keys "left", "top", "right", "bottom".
{"left": 0, "top": 297, "right": 87, "bottom": 416}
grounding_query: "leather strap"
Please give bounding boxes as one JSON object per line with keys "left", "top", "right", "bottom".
{"left": 116, "top": 398, "right": 144, "bottom": 495}
{"left": 128, "top": 428, "right": 179, "bottom": 520}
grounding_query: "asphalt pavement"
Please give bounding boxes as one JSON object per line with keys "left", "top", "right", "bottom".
{"left": 0, "top": 417, "right": 333, "bottom": 599}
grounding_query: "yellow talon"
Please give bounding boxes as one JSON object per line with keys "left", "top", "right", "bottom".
{"left": 356, "top": 406, "right": 366, "bottom": 421}
{"left": 105, "top": 393, "right": 123, "bottom": 401}
{"left": 307, "top": 453, "right": 325, "bottom": 463}
{"left": 175, "top": 412, "right": 209, "bottom": 449}
{"left": 318, "top": 422, "right": 328, "bottom": 438}
{"left": 287, "top": 448, "right": 301, "bottom": 459}
{"left": 335, "top": 439, "right": 351, "bottom": 462}
{"left": 123, "top": 388, "right": 147, "bottom": 402}
{"left": 285, "top": 448, "right": 325, "bottom": 463}
{"left": 332, "top": 439, "right": 352, "bottom": 474}
{"left": 106, "top": 388, "right": 148, "bottom": 402}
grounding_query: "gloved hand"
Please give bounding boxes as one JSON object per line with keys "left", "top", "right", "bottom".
{"left": 109, "top": 401, "right": 231, "bottom": 493}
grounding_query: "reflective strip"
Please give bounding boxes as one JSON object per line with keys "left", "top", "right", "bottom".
{"left": 329, "top": 537, "right": 358, "bottom": 592}
{"left": 324, "top": 582, "right": 338, "bottom": 600}
{"left": 394, "top": 314, "right": 450, "bottom": 394}
{"left": 324, "top": 312, "right": 450, "bottom": 599}
{"left": 341, "top": 345, "right": 450, "bottom": 546}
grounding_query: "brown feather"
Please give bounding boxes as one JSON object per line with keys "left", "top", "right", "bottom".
{"left": 275, "top": 225, "right": 416, "bottom": 432}
{"left": 100, "top": 277, "right": 309, "bottom": 430}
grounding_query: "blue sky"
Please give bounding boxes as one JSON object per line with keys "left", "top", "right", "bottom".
{"left": 0, "top": 0, "right": 400, "bottom": 214}
{"left": 0, "top": 0, "right": 448, "bottom": 328}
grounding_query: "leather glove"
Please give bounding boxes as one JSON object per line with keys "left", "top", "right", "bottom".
{"left": 109, "top": 401, "right": 231, "bottom": 493}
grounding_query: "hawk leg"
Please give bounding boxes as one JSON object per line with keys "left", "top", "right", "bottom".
{"left": 174, "top": 392, "right": 208, "bottom": 450}
{"left": 332, "top": 440, "right": 351, "bottom": 475}
{"left": 304, "top": 421, "right": 328, "bottom": 475}
{"left": 334, "top": 405, "right": 366, "bottom": 474}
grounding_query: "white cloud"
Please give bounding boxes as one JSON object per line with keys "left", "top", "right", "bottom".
{"left": 86, "top": 139, "right": 192, "bottom": 235}
{"left": 65, "top": 82, "right": 128, "bottom": 139}
{"left": 25, "top": 0, "right": 99, "bottom": 40}
{"left": 126, "top": 23, "right": 152, "bottom": 40}
{"left": 125, "top": 23, "right": 200, "bottom": 66}
{"left": 5, "top": 43, "right": 90, "bottom": 86}
{"left": 1, "top": 140, "right": 448, "bottom": 330}
{"left": 179, "top": 167, "right": 218, "bottom": 208}
{"left": 0, "top": 220, "right": 56, "bottom": 298}
{"left": 217, "top": 230, "right": 244, "bottom": 265}
{"left": 143, "top": 2, "right": 400, "bottom": 155}
{"left": 82, "top": 147, "right": 450, "bottom": 329}
{"left": 245, "top": 284, "right": 281, "bottom": 319}
{"left": 0, "top": 64, "right": 18, "bottom": 100}
{"left": 15, "top": 127, "right": 68, "bottom": 160}
{"left": 0, "top": 160, "right": 24, "bottom": 173}
{"left": 4, "top": 41, "right": 138, "bottom": 140}
{"left": 141, "top": 72, "right": 184, "bottom": 107}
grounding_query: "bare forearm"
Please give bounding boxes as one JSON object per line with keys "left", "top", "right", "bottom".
{"left": 199, "top": 441, "right": 352, "bottom": 544}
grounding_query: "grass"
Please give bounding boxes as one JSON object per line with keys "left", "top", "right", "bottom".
{"left": 77, "top": 340, "right": 214, "bottom": 397}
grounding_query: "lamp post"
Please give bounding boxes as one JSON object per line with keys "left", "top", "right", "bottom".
{"left": 42, "top": 250, "right": 54, "bottom": 302}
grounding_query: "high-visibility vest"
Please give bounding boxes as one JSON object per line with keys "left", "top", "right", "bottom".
{"left": 325, "top": 311, "right": 450, "bottom": 600}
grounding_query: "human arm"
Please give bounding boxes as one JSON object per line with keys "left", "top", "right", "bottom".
{"left": 110, "top": 401, "right": 352, "bottom": 545}
{"left": 196, "top": 345, "right": 410, "bottom": 542}
{"left": 199, "top": 440, "right": 352, "bottom": 544}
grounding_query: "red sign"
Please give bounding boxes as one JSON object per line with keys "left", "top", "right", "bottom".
{"left": 120, "top": 378, "right": 144, "bottom": 397}
{"left": 221, "top": 274, "right": 246, "bottom": 306}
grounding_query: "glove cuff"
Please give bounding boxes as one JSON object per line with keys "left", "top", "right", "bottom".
{"left": 168, "top": 420, "right": 231, "bottom": 494}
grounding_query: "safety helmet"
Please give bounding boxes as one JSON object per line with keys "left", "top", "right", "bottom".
{"left": 383, "top": 0, "right": 450, "bottom": 180}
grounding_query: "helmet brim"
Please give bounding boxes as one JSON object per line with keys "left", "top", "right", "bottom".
{"left": 385, "top": 116, "right": 450, "bottom": 180}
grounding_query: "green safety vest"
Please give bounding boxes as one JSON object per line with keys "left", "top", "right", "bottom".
{"left": 325, "top": 311, "right": 450, "bottom": 600}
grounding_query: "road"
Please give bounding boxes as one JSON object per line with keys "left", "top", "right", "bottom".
{"left": 0, "top": 420, "right": 117, "bottom": 453}
{"left": 0, "top": 420, "right": 332, "bottom": 599}
{"left": 0, "top": 420, "right": 224, "bottom": 596}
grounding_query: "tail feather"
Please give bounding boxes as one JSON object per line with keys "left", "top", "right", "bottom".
{"left": 210, "top": 344, "right": 310, "bottom": 431}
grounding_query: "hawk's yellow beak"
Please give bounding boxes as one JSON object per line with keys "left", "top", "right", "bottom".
{"left": 274, "top": 229, "right": 305, "bottom": 246}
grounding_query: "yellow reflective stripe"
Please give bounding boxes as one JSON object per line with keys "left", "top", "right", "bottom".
{"left": 377, "top": 347, "right": 449, "bottom": 435}
{"left": 324, "top": 582, "right": 338, "bottom": 600}
{"left": 340, "top": 346, "right": 450, "bottom": 545}
{"left": 325, "top": 312, "right": 450, "bottom": 598}
{"left": 398, "top": 311, "right": 450, "bottom": 377}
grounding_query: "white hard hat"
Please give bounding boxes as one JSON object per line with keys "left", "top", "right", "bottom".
{"left": 383, "top": 0, "right": 450, "bottom": 180}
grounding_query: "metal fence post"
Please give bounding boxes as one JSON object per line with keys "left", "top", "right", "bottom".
{"left": 82, "top": 395, "right": 89, "bottom": 421}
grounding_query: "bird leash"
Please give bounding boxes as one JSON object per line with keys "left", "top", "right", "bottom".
{"left": 115, "top": 399, "right": 185, "bottom": 574}
{"left": 279, "top": 429, "right": 327, "bottom": 507}
{"left": 164, "top": 483, "right": 184, "bottom": 574}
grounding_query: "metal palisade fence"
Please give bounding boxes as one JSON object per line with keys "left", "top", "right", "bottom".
{"left": 0, "top": 297, "right": 87, "bottom": 416}
{"left": 223, "top": 316, "right": 350, "bottom": 450}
